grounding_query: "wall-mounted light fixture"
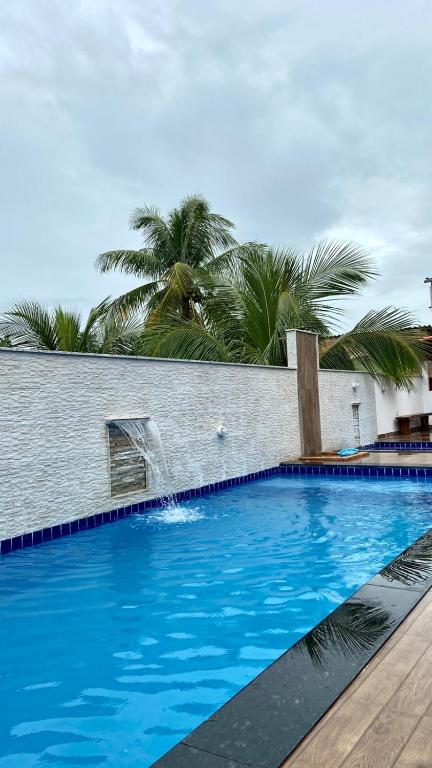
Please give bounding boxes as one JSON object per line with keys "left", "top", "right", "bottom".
{"left": 424, "top": 276, "right": 432, "bottom": 308}
{"left": 217, "top": 423, "right": 228, "bottom": 439}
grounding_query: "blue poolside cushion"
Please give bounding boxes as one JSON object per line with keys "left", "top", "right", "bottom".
{"left": 338, "top": 448, "right": 359, "bottom": 457}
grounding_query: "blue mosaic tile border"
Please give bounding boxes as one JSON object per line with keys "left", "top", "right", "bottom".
{"left": 0, "top": 467, "right": 281, "bottom": 555}
{"left": 362, "top": 441, "right": 432, "bottom": 451}
{"left": 279, "top": 463, "right": 432, "bottom": 479}
{"left": 3, "top": 462, "right": 432, "bottom": 556}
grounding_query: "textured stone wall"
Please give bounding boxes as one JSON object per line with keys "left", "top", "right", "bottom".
{"left": 319, "top": 369, "right": 378, "bottom": 450}
{"left": 0, "top": 350, "right": 381, "bottom": 540}
{"left": 0, "top": 350, "right": 300, "bottom": 539}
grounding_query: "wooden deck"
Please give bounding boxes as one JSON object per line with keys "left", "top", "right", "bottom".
{"left": 283, "top": 588, "right": 432, "bottom": 768}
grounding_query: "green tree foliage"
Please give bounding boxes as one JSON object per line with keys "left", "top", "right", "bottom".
{"left": 96, "top": 194, "right": 253, "bottom": 320}
{"left": 136, "top": 243, "right": 425, "bottom": 386}
{"left": 0, "top": 299, "right": 141, "bottom": 354}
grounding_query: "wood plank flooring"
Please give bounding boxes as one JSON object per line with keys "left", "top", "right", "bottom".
{"left": 283, "top": 589, "right": 432, "bottom": 768}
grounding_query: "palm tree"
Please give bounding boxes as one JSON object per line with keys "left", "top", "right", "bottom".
{"left": 136, "top": 243, "right": 426, "bottom": 386}
{"left": 0, "top": 299, "right": 141, "bottom": 354}
{"left": 96, "top": 194, "right": 252, "bottom": 320}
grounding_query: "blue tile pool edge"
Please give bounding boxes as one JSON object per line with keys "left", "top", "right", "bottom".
{"left": 3, "top": 462, "right": 432, "bottom": 555}
{"left": 280, "top": 462, "right": 432, "bottom": 478}
{"left": 1, "top": 466, "right": 281, "bottom": 555}
{"left": 362, "top": 441, "right": 432, "bottom": 451}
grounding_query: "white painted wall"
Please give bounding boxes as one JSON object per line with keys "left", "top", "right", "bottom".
{"left": 0, "top": 350, "right": 301, "bottom": 540}
{"left": 319, "top": 370, "right": 378, "bottom": 450}
{"left": 374, "top": 370, "right": 432, "bottom": 435}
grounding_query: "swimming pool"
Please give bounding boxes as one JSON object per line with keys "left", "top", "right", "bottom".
{"left": 1, "top": 474, "right": 432, "bottom": 767}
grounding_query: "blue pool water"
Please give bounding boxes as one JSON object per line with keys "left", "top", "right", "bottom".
{"left": 1, "top": 474, "right": 432, "bottom": 767}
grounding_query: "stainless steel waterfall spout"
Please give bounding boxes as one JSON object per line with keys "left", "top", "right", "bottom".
{"left": 105, "top": 416, "right": 150, "bottom": 427}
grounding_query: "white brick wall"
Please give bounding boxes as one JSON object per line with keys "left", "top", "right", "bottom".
{"left": 0, "top": 350, "right": 381, "bottom": 541}
{"left": 319, "top": 369, "right": 378, "bottom": 450}
{"left": 0, "top": 350, "right": 301, "bottom": 539}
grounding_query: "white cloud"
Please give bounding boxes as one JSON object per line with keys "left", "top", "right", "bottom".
{"left": 1, "top": 0, "right": 432, "bottom": 327}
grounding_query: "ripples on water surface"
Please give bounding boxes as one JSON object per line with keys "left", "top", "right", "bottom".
{"left": 1, "top": 475, "right": 432, "bottom": 767}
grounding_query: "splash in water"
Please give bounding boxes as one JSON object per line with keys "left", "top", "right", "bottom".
{"left": 144, "top": 506, "right": 206, "bottom": 525}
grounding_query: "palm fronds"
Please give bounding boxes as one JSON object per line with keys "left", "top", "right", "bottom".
{"left": 300, "top": 240, "right": 376, "bottom": 299}
{"left": 132, "top": 240, "right": 425, "bottom": 384}
{"left": 320, "top": 308, "right": 426, "bottom": 387}
{"left": 138, "top": 314, "right": 234, "bottom": 362}
{"left": 104, "top": 281, "right": 161, "bottom": 316}
{"left": 0, "top": 301, "right": 59, "bottom": 350}
{"left": 0, "top": 300, "right": 143, "bottom": 355}
{"left": 96, "top": 249, "right": 160, "bottom": 279}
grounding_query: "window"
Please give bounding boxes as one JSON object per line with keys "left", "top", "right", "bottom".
{"left": 107, "top": 422, "right": 147, "bottom": 497}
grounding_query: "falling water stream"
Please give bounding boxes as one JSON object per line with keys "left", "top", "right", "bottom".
{"left": 114, "top": 419, "right": 174, "bottom": 502}
{"left": 114, "top": 419, "right": 204, "bottom": 523}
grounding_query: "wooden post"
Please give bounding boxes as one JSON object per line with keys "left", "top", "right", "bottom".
{"left": 286, "top": 330, "right": 322, "bottom": 457}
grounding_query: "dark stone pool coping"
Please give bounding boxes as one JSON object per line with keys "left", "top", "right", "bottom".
{"left": 151, "top": 528, "right": 432, "bottom": 768}
{"left": 3, "top": 461, "right": 432, "bottom": 555}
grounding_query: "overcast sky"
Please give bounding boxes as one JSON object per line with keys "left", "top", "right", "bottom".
{"left": 1, "top": 0, "right": 432, "bottom": 330}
